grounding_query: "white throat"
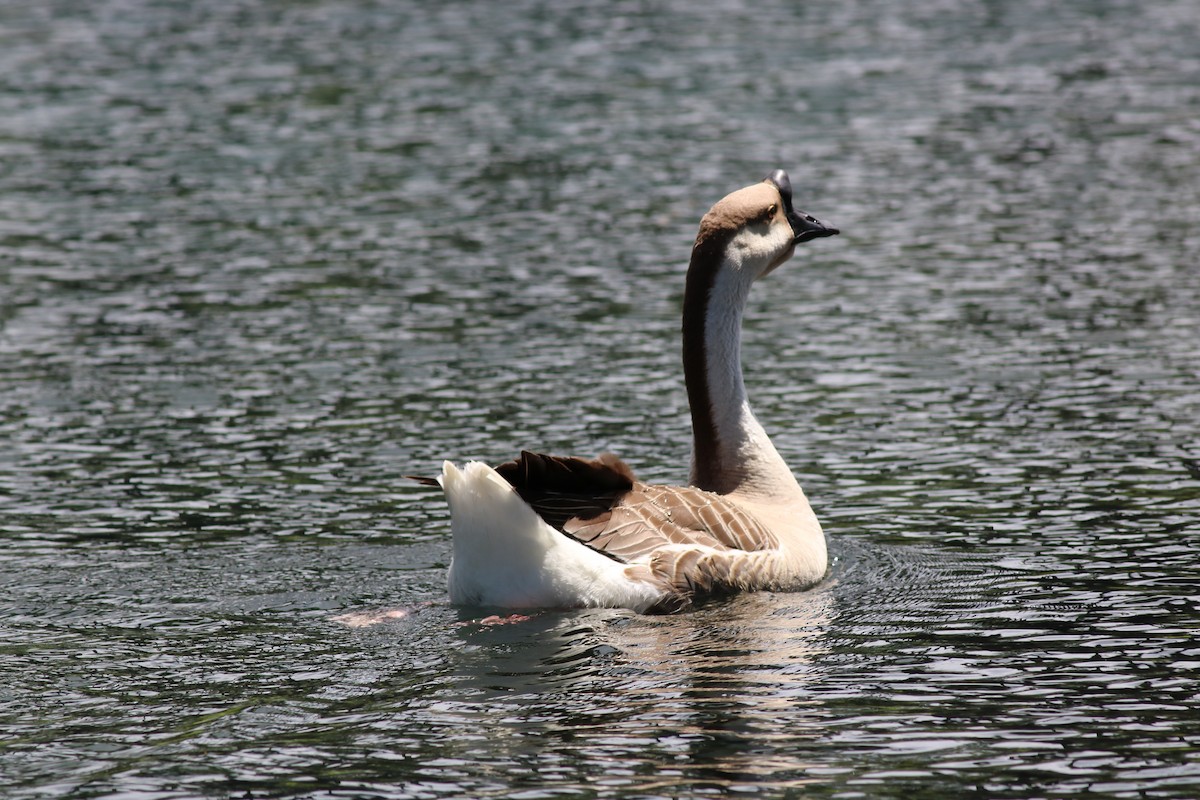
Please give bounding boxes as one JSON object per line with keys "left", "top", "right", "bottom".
{"left": 687, "top": 253, "right": 802, "bottom": 499}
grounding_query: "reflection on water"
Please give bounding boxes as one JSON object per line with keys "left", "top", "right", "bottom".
{"left": 395, "top": 587, "right": 833, "bottom": 797}
{"left": 3, "top": 0, "right": 1200, "bottom": 797}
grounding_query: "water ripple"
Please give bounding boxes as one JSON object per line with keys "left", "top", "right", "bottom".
{"left": 2, "top": 0, "right": 1200, "bottom": 797}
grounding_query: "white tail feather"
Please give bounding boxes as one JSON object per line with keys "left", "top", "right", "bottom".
{"left": 440, "top": 461, "right": 664, "bottom": 611}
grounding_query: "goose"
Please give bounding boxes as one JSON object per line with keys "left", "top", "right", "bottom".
{"left": 412, "top": 170, "right": 838, "bottom": 613}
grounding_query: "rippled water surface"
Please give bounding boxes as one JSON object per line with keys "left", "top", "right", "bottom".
{"left": 3, "top": 0, "right": 1200, "bottom": 797}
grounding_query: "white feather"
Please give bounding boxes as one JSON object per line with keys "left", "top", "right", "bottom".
{"left": 440, "top": 461, "right": 666, "bottom": 612}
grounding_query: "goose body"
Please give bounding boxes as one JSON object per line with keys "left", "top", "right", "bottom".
{"left": 425, "top": 171, "right": 838, "bottom": 613}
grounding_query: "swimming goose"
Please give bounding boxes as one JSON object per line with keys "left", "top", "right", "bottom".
{"left": 415, "top": 170, "right": 838, "bottom": 613}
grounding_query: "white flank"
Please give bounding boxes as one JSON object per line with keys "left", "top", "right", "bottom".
{"left": 439, "top": 461, "right": 666, "bottom": 612}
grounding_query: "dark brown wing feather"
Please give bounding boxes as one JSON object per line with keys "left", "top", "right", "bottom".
{"left": 403, "top": 474, "right": 441, "bottom": 487}
{"left": 494, "top": 450, "right": 635, "bottom": 532}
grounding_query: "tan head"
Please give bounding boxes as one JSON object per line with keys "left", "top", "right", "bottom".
{"left": 692, "top": 169, "right": 838, "bottom": 279}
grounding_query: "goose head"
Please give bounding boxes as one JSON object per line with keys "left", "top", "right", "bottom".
{"left": 692, "top": 169, "right": 838, "bottom": 280}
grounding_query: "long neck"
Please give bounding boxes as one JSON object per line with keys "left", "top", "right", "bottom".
{"left": 683, "top": 249, "right": 801, "bottom": 498}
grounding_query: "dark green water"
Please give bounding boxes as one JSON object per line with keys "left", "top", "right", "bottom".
{"left": 3, "top": 1, "right": 1199, "bottom": 797}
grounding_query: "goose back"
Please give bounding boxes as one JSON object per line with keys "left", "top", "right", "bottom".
{"left": 493, "top": 450, "right": 783, "bottom": 606}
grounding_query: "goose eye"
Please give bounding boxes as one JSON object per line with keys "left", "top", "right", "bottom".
{"left": 764, "top": 204, "right": 777, "bottom": 220}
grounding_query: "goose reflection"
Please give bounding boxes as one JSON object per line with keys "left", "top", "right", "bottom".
{"left": 442, "top": 589, "right": 834, "bottom": 793}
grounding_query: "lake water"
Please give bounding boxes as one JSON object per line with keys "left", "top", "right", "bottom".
{"left": 2, "top": 0, "right": 1199, "bottom": 797}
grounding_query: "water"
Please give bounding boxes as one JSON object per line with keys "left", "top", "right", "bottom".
{"left": 2, "top": 0, "right": 1199, "bottom": 797}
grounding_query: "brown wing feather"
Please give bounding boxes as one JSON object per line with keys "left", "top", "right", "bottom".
{"left": 567, "top": 484, "right": 778, "bottom": 560}
{"left": 494, "top": 450, "right": 635, "bottom": 532}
